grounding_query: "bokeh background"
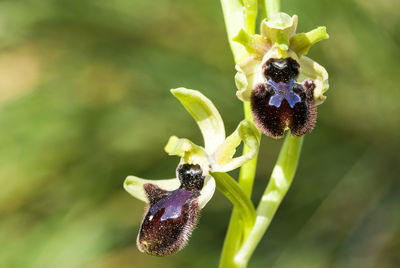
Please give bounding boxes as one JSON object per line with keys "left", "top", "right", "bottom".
{"left": 0, "top": 0, "right": 399, "bottom": 267}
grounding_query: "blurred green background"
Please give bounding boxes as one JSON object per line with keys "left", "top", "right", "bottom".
{"left": 0, "top": 0, "right": 399, "bottom": 267}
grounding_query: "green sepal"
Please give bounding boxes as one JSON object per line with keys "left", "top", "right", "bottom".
{"left": 290, "top": 26, "right": 329, "bottom": 57}
{"left": 213, "top": 120, "right": 260, "bottom": 172}
{"left": 261, "top": 12, "right": 298, "bottom": 52}
{"left": 171, "top": 88, "right": 225, "bottom": 154}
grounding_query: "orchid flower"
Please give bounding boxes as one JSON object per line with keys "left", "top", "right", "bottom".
{"left": 233, "top": 12, "right": 329, "bottom": 138}
{"left": 124, "top": 88, "right": 259, "bottom": 256}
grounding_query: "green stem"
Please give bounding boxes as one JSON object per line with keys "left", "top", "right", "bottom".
{"left": 233, "top": 135, "right": 303, "bottom": 267}
{"left": 219, "top": 102, "right": 259, "bottom": 268}
{"left": 265, "top": 0, "right": 280, "bottom": 20}
{"left": 219, "top": 1, "right": 258, "bottom": 266}
{"left": 219, "top": 0, "right": 281, "bottom": 267}
{"left": 220, "top": 0, "right": 249, "bottom": 63}
{"left": 219, "top": 105, "right": 260, "bottom": 268}
{"left": 220, "top": 0, "right": 257, "bottom": 62}
{"left": 219, "top": 209, "right": 243, "bottom": 268}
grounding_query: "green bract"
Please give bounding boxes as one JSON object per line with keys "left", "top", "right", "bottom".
{"left": 124, "top": 88, "right": 260, "bottom": 209}
{"left": 233, "top": 12, "right": 329, "bottom": 105}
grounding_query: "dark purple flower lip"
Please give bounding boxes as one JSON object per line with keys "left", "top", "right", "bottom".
{"left": 251, "top": 57, "right": 316, "bottom": 138}
{"left": 137, "top": 164, "right": 205, "bottom": 256}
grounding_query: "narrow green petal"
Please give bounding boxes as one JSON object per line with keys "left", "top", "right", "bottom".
{"left": 124, "top": 176, "right": 180, "bottom": 203}
{"left": 290, "top": 26, "right": 329, "bottom": 57}
{"left": 171, "top": 88, "right": 225, "bottom": 154}
{"left": 232, "top": 29, "right": 269, "bottom": 58}
{"left": 298, "top": 56, "right": 329, "bottom": 105}
{"left": 213, "top": 120, "right": 260, "bottom": 172}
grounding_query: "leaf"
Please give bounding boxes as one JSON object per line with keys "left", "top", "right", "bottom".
{"left": 211, "top": 172, "right": 256, "bottom": 232}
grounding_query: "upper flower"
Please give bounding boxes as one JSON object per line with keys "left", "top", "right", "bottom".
{"left": 233, "top": 12, "right": 329, "bottom": 138}
{"left": 124, "top": 88, "right": 259, "bottom": 256}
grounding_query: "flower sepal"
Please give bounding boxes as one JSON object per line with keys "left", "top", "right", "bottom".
{"left": 261, "top": 13, "right": 298, "bottom": 52}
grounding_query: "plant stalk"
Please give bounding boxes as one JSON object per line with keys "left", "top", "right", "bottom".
{"left": 234, "top": 135, "right": 303, "bottom": 267}
{"left": 218, "top": 0, "right": 289, "bottom": 267}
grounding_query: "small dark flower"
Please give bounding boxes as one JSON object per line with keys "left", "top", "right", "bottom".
{"left": 124, "top": 88, "right": 260, "bottom": 256}
{"left": 233, "top": 12, "right": 329, "bottom": 138}
{"left": 137, "top": 164, "right": 204, "bottom": 256}
{"left": 251, "top": 58, "right": 316, "bottom": 138}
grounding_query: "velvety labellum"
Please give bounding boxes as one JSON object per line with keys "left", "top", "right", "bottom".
{"left": 251, "top": 57, "right": 317, "bottom": 138}
{"left": 137, "top": 164, "right": 205, "bottom": 256}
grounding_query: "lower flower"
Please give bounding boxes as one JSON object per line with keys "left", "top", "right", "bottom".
{"left": 124, "top": 88, "right": 260, "bottom": 256}
{"left": 137, "top": 164, "right": 204, "bottom": 256}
